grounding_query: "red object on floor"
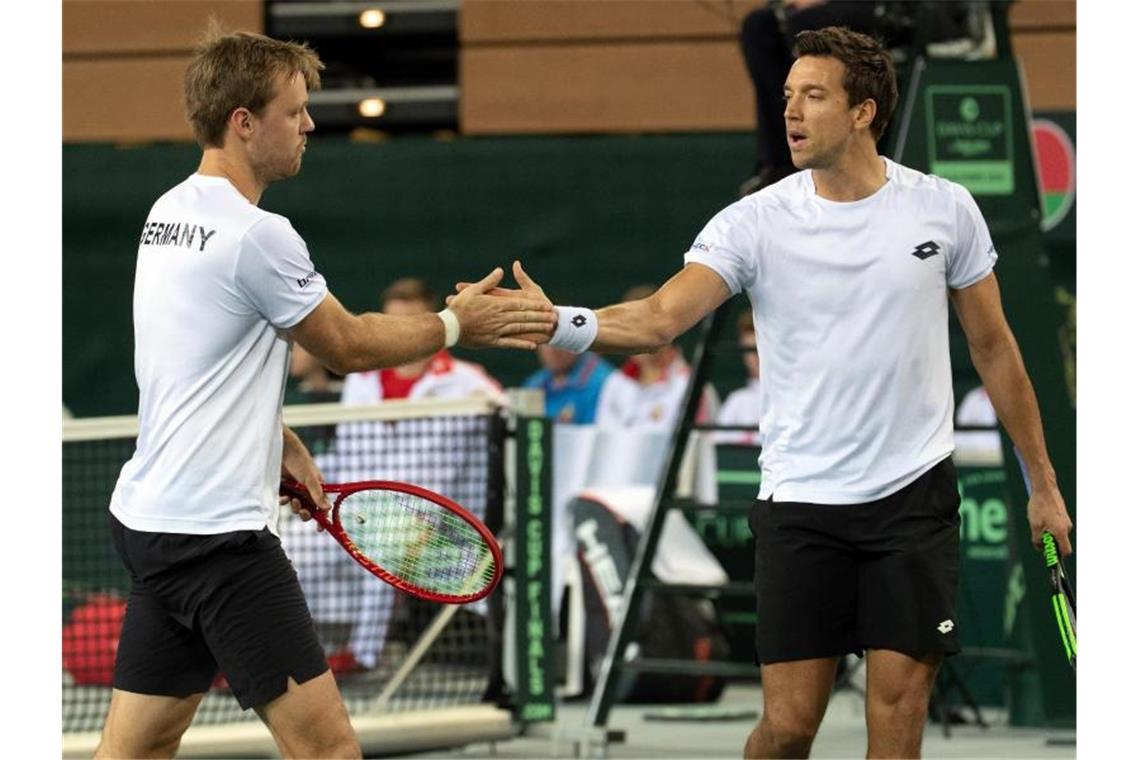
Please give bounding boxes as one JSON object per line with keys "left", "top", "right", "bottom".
{"left": 326, "top": 648, "right": 366, "bottom": 674}
{"left": 62, "top": 594, "right": 127, "bottom": 686}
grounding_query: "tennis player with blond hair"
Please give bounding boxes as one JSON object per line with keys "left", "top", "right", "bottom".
{"left": 96, "top": 29, "right": 552, "bottom": 759}
{"left": 471, "top": 26, "right": 1072, "bottom": 759}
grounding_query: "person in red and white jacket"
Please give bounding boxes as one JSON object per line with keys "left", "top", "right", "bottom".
{"left": 340, "top": 278, "right": 505, "bottom": 406}
{"left": 595, "top": 285, "right": 718, "bottom": 431}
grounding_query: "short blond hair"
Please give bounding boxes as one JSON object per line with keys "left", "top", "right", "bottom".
{"left": 184, "top": 25, "right": 323, "bottom": 148}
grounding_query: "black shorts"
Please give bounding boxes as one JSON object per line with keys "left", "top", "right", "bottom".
{"left": 109, "top": 514, "right": 328, "bottom": 709}
{"left": 750, "top": 457, "right": 962, "bottom": 664}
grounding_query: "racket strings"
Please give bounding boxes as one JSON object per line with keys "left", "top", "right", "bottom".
{"left": 339, "top": 489, "right": 496, "bottom": 597}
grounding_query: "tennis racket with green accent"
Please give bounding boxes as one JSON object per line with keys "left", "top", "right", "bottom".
{"left": 1041, "top": 531, "right": 1076, "bottom": 671}
{"left": 281, "top": 478, "right": 502, "bottom": 604}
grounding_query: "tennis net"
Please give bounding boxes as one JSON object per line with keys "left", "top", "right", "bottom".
{"left": 62, "top": 397, "right": 512, "bottom": 753}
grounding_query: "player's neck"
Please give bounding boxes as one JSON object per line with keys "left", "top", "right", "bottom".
{"left": 197, "top": 149, "right": 266, "bottom": 205}
{"left": 810, "top": 143, "right": 886, "bottom": 203}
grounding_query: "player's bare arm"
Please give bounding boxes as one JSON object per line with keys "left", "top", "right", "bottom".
{"left": 457, "top": 260, "right": 731, "bottom": 354}
{"left": 291, "top": 267, "right": 554, "bottom": 374}
{"left": 280, "top": 424, "right": 330, "bottom": 526}
{"left": 590, "top": 265, "right": 732, "bottom": 352}
{"left": 949, "top": 273, "right": 1073, "bottom": 554}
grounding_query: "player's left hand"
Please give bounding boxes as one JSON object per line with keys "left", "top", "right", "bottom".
{"left": 1026, "top": 482, "right": 1072, "bottom": 556}
{"left": 281, "top": 430, "right": 330, "bottom": 531}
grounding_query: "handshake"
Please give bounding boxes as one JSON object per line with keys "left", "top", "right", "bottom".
{"left": 444, "top": 259, "right": 597, "bottom": 353}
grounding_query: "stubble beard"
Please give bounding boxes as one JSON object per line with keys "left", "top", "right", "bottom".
{"left": 795, "top": 140, "right": 845, "bottom": 171}
{"left": 252, "top": 151, "right": 302, "bottom": 187}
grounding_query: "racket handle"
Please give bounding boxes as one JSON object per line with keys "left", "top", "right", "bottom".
{"left": 1042, "top": 531, "right": 1060, "bottom": 568}
{"left": 280, "top": 478, "right": 334, "bottom": 529}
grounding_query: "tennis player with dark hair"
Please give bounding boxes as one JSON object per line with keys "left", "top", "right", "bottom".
{"left": 95, "top": 29, "right": 552, "bottom": 759}
{"left": 470, "top": 26, "right": 1072, "bottom": 759}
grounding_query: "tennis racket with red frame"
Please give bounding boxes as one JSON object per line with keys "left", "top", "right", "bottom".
{"left": 280, "top": 478, "right": 503, "bottom": 604}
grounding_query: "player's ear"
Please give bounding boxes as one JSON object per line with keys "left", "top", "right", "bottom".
{"left": 228, "top": 106, "right": 256, "bottom": 140}
{"left": 853, "top": 98, "right": 877, "bottom": 133}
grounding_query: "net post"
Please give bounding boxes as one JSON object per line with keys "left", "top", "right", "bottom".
{"left": 505, "top": 400, "right": 558, "bottom": 726}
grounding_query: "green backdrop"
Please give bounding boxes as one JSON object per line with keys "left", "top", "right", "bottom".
{"left": 63, "top": 134, "right": 759, "bottom": 417}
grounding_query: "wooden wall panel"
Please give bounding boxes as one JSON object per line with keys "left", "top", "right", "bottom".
{"left": 1012, "top": 32, "right": 1076, "bottom": 110}
{"left": 461, "top": 0, "right": 762, "bottom": 43}
{"left": 63, "top": 0, "right": 262, "bottom": 56}
{"left": 462, "top": 40, "right": 753, "bottom": 134}
{"left": 1009, "top": 0, "right": 1076, "bottom": 30}
{"left": 461, "top": 1, "right": 1077, "bottom": 134}
{"left": 63, "top": 1, "right": 263, "bottom": 142}
{"left": 64, "top": 58, "right": 193, "bottom": 143}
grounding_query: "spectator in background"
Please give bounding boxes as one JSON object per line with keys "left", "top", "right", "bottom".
{"left": 595, "top": 284, "right": 718, "bottom": 431}
{"left": 716, "top": 311, "right": 763, "bottom": 445}
{"left": 524, "top": 345, "right": 633, "bottom": 424}
{"left": 339, "top": 277, "right": 505, "bottom": 406}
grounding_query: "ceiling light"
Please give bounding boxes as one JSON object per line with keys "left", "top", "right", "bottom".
{"left": 358, "top": 98, "right": 386, "bottom": 118}
{"left": 359, "top": 9, "right": 386, "bottom": 29}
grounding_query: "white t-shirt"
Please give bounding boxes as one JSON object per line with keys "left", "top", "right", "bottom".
{"left": 684, "top": 158, "right": 996, "bottom": 503}
{"left": 110, "top": 174, "right": 327, "bottom": 533}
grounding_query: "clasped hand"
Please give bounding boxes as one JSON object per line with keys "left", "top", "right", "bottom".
{"left": 448, "top": 261, "right": 555, "bottom": 348}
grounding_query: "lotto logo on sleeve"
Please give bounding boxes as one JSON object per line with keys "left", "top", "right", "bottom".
{"left": 690, "top": 239, "right": 714, "bottom": 253}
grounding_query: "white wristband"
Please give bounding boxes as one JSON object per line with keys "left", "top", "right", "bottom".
{"left": 436, "top": 307, "right": 460, "bottom": 348}
{"left": 550, "top": 306, "right": 598, "bottom": 354}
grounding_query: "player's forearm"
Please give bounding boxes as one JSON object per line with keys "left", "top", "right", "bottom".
{"left": 282, "top": 424, "right": 304, "bottom": 452}
{"left": 970, "top": 334, "right": 1057, "bottom": 492}
{"left": 329, "top": 312, "right": 446, "bottom": 374}
{"left": 590, "top": 300, "right": 685, "bottom": 353}
{"left": 281, "top": 424, "right": 313, "bottom": 471}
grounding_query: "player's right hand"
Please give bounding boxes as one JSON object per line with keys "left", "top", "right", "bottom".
{"left": 449, "top": 261, "right": 556, "bottom": 346}
{"left": 1027, "top": 483, "right": 1073, "bottom": 556}
{"left": 447, "top": 265, "right": 555, "bottom": 349}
